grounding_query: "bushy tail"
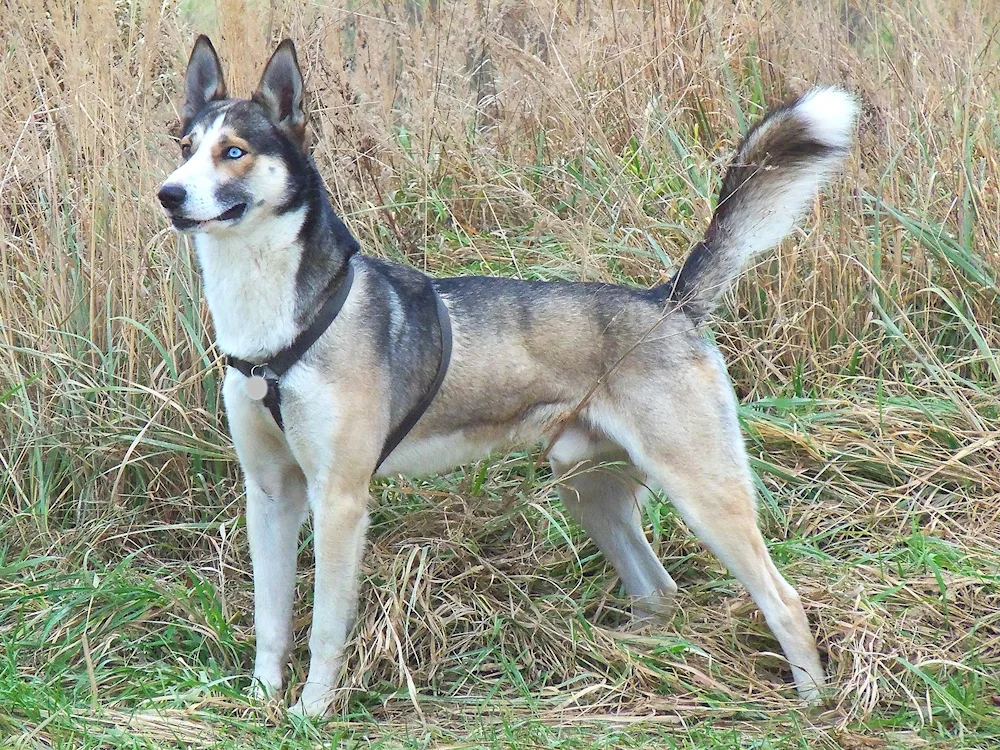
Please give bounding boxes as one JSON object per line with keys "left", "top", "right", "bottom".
{"left": 661, "top": 87, "right": 858, "bottom": 323}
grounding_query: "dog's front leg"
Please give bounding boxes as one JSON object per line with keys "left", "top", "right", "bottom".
{"left": 288, "top": 475, "right": 370, "bottom": 718}
{"left": 247, "top": 473, "right": 308, "bottom": 700}
{"left": 224, "top": 368, "right": 310, "bottom": 705}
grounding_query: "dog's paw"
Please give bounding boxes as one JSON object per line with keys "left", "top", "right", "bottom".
{"left": 247, "top": 672, "right": 286, "bottom": 715}
{"left": 248, "top": 684, "right": 277, "bottom": 704}
{"left": 287, "top": 684, "right": 334, "bottom": 720}
{"left": 796, "top": 679, "right": 831, "bottom": 708}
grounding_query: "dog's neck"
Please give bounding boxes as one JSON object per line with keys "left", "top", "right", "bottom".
{"left": 195, "top": 209, "right": 307, "bottom": 360}
{"left": 193, "top": 165, "right": 359, "bottom": 361}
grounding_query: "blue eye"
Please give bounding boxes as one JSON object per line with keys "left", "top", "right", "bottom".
{"left": 226, "top": 146, "right": 245, "bottom": 159}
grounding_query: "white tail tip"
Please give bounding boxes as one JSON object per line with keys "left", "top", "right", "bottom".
{"left": 794, "top": 87, "right": 859, "bottom": 150}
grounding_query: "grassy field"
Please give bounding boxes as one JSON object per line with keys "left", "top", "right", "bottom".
{"left": 3, "top": 0, "right": 1000, "bottom": 746}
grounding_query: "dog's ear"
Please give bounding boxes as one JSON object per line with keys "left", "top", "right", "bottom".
{"left": 183, "top": 35, "right": 227, "bottom": 127}
{"left": 253, "top": 39, "right": 306, "bottom": 147}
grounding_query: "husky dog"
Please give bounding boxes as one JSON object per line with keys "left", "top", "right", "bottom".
{"left": 158, "top": 35, "right": 857, "bottom": 717}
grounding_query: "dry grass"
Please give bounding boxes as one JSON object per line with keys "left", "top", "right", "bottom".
{"left": 2, "top": 0, "right": 1000, "bottom": 747}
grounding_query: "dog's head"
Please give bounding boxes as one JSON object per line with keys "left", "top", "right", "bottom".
{"left": 158, "top": 36, "right": 308, "bottom": 234}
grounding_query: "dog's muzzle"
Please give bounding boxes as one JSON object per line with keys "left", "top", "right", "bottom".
{"left": 157, "top": 184, "right": 187, "bottom": 211}
{"left": 158, "top": 188, "right": 248, "bottom": 231}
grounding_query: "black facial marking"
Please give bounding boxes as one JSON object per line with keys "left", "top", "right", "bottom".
{"left": 218, "top": 100, "right": 295, "bottom": 157}
{"left": 214, "top": 182, "right": 252, "bottom": 211}
{"left": 210, "top": 101, "right": 315, "bottom": 218}
{"left": 181, "top": 99, "right": 230, "bottom": 139}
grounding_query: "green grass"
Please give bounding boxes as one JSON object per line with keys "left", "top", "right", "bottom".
{"left": 3, "top": 502, "right": 999, "bottom": 748}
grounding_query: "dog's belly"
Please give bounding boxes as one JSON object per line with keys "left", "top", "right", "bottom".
{"left": 374, "top": 405, "right": 568, "bottom": 478}
{"left": 373, "top": 431, "right": 503, "bottom": 477}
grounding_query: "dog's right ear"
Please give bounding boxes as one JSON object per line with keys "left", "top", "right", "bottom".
{"left": 253, "top": 40, "right": 306, "bottom": 148}
{"left": 183, "top": 35, "right": 227, "bottom": 128}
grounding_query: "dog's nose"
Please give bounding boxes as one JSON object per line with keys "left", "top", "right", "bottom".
{"left": 157, "top": 184, "right": 187, "bottom": 210}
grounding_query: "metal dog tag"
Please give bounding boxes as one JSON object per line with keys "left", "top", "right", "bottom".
{"left": 245, "top": 375, "right": 269, "bottom": 401}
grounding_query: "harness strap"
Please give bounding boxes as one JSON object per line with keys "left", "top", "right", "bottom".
{"left": 267, "top": 259, "right": 356, "bottom": 378}
{"left": 227, "top": 258, "right": 356, "bottom": 431}
{"left": 226, "top": 357, "right": 284, "bottom": 429}
{"left": 374, "top": 286, "right": 452, "bottom": 473}
{"left": 225, "top": 260, "right": 453, "bottom": 476}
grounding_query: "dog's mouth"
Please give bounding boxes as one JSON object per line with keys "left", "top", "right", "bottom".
{"left": 171, "top": 203, "right": 248, "bottom": 231}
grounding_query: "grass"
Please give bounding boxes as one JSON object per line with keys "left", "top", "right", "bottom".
{"left": 2, "top": 0, "right": 1000, "bottom": 746}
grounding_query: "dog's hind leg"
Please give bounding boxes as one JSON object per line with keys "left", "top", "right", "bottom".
{"left": 616, "top": 351, "right": 825, "bottom": 701}
{"left": 550, "top": 431, "right": 678, "bottom": 621}
{"left": 647, "top": 457, "right": 824, "bottom": 700}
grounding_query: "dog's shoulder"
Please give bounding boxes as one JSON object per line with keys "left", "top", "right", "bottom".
{"left": 354, "top": 256, "right": 438, "bottom": 323}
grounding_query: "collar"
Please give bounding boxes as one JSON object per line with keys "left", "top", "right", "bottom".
{"left": 225, "top": 255, "right": 453, "bottom": 476}
{"left": 227, "top": 256, "right": 355, "bottom": 381}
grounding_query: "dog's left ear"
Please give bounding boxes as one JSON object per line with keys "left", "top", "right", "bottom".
{"left": 253, "top": 39, "right": 306, "bottom": 147}
{"left": 183, "top": 35, "right": 227, "bottom": 128}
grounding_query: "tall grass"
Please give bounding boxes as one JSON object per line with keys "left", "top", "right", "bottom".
{"left": 2, "top": 0, "right": 999, "bottom": 746}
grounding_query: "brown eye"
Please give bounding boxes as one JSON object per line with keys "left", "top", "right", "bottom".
{"left": 180, "top": 142, "right": 191, "bottom": 158}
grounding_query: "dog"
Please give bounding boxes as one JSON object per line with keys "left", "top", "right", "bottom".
{"left": 158, "top": 35, "right": 857, "bottom": 717}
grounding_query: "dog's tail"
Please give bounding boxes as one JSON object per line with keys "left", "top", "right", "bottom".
{"left": 657, "top": 87, "right": 858, "bottom": 324}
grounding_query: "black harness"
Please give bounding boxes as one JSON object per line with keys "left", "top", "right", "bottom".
{"left": 227, "top": 257, "right": 453, "bottom": 474}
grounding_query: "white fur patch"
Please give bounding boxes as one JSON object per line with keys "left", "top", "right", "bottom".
{"left": 374, "top": 431, "right": 499, "bottom": 477}
{"left": 547, "top": 428, "right": 598, "bottom": 466}
{"left": 163, "top": 114, "right": 230, "bottom": 221}
{"left": 793, "top": 87, "right": 859, "bottom": 150}
{"left": 376, "top": 403, "right": 571, "bottom": 477}
{"left": 194, "top": 207, "right": 307, "bottom": 359}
